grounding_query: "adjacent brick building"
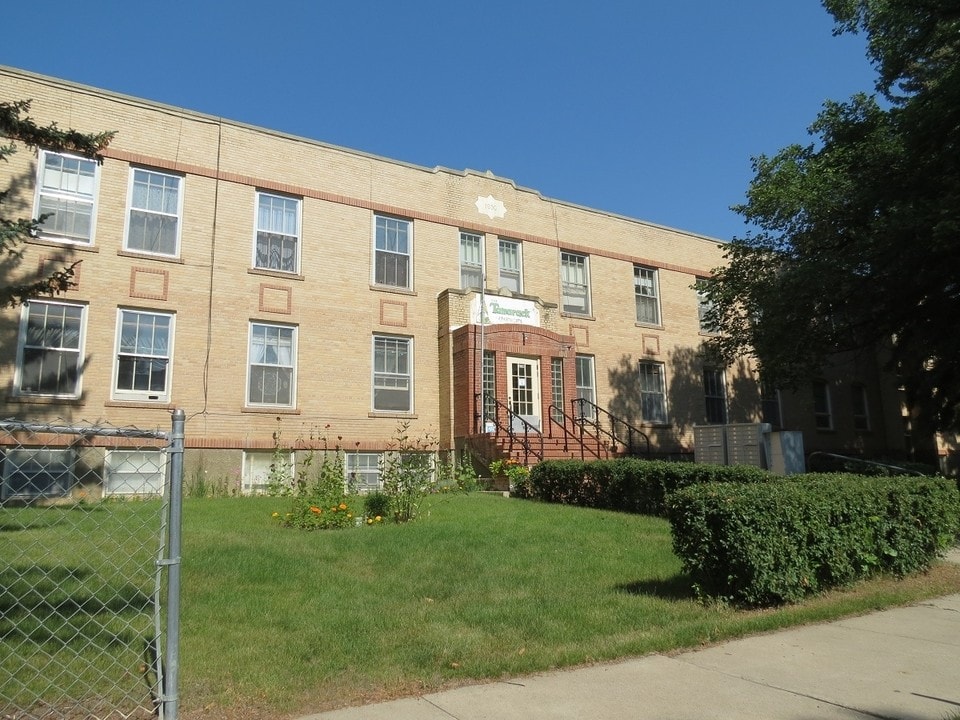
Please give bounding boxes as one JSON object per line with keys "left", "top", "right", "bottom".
{"left": 0, "top": 66, "right": 924, "bottom": 495}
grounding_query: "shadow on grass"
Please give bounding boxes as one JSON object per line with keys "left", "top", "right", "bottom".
{"left": 616, "top": 574, "right": 697, "bottom": 601}
{"left": 0, "top": 502, "right": 112, "bottom": 532}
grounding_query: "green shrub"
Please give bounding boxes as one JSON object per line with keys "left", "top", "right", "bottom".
{"left": 364, "top": 491, "right": 391, "bottom": 519}
{"left": 526, "top": 458, "right": 772, "bottom": 516}
{"left": 667, "top": 474, "right": 960, "bottom": 607}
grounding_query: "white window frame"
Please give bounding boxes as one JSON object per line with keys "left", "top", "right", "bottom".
{"left": 247, "top": 322, "right": 297, "bottom": 408}
{"left": 14, "top": 300, "right": 86, "bottom": 399}
{"left": 634, "top": 265, "right": 661, "bottom": 326}
{"left": 574, "top": 354, "right": 596, "bottom": 420}
{"left": 560, "top": 251, "right": 591, "bottom": 315}
{"left": 498, "top": 239, "right": 523, "bottom": 293}
{"left": 459, "top": 231, "right": 484, "bottom": 289}
{"left": 703, "top": 367, "right": 727, "bottom": 424}
{"left": 639, "top": 361, "right": 668, "bottom": 425}
{"left": 852, "top": 384, "right": 871, "bottom": 431}
{"left": 253, "top": 191, "right": 301, "bottom": 274}
{"left": 104, "top": 449, "right": 166, "bottom": 496}
{"left": 34, "top": 150, "right": 99, "bottom": 245}
{"left": 345, "top": 452, "right": 382, "bottom": 493}
{"left": 373, "top": 214, "right": 412, "bottom": 289}
{"left": 372, "top": 335, "right": 413, "bottom": 413}
{"left": 813, "top": 380, "right": 834, "bottom": 430}
{"left": 113, "top": 309, "right": 175, "bottom": 403}
{"left": 124, "top": 167, "right": 183, "bottom": 257}
{"left": 1, "top": 448, "right": 74, "bottom": 501}
{"left": 242, "top": 450, "right": 293, "bottom": 495}
{"left": 760, "top": 380, "right": 783, "bottom": 429}
{"left": 551, "top": 357, "right": 565, "bottom": 423}
{"left": 697, "top": 278, "right": 719, "bottom": 334}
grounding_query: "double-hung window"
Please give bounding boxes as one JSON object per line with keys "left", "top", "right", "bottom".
{"left": 248, "top": 323, "right": 296, "bottom": 407}
{"left": 703, "top": 368, "right": 727, "bottom": 424}
{"left": 373, "top": 335, "right": 412, "bottom": 412}
{"left": 114, "top": 309, "right": 174, "bottom": 402}
{"left": 574, "top": 354, "right": 596, "bottom": 420}
{"left": 560, "top": 251, "right": 591, "bottom": 315}
{"left": 15, "top": 300, "right": 85, "bottom": 397}
{"left": 634, "top": 266, "right": 660, "bottom": 325}
{"left": 813, "top": 380, "right": 833, "bottom": 430}
{"left": 35, "top": 151, "right": 99, "bottom": 244}
{"left": 374, "top": 214, "right": 411, "bottom": 289}
{"left": 459, "top": 231, "right": 484, "bottom": 289}
{"left": 851, "top": 384, "right": 870, "bottom": 431}
{"left": 498, "top": 239, "right": 522, "bottom": 293}
{"left": 639, "top": 361, "right": 668, "bottom": 424}
{"left": 255, "top": 192, "right": 300, "bottom": 273}
{"left": 760, "top": 380, "right": 782, "bottom": 429}
{"left": 551, "top": 357, "right": 565, "bottom": 423}
{"left": 125, "top": 168, "right": 182, "bottom": 257}
{"left": 697, "top": 278, "right": 718, "bottom": 334}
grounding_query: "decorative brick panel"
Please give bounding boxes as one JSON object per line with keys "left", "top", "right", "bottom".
{"left": 129, "top": 267, "right": 168, "bottom": 300}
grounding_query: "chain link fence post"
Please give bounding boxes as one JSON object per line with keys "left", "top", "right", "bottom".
{"left": 162, "top": 409, "right": 185, "bottom": 720}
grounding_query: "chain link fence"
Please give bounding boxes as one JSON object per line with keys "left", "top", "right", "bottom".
{"left": 0, "top": 411, "right": 184, "bottom": 720}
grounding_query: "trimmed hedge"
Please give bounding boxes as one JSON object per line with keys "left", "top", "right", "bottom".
{"left": 525, "top": 458, "right": 771, "bottom": 516}
{"left": 667, "top": 474, "right": 960, "bottom": 607}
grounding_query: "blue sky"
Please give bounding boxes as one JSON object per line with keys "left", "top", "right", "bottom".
{"left": 2, "top": 1, "right": 877, "bottom": 241}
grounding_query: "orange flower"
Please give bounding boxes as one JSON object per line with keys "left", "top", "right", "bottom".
{"left": 310, "top": 506, "right": 322, "bottom": 514}
{"left": 338, "top": 502, "right": 348, "bottom": 510}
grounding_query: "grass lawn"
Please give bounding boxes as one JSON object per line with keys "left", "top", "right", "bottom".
{"left": 177, "top": 493, "right": 960, "bottom": 718}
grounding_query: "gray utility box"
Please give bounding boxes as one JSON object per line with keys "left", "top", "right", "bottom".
{"left": 693, "top": 423, "right": 805, "bottom": 475}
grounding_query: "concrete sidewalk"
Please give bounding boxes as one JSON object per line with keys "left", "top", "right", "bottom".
{"left": 301, "top": 550, "right": 960, "bottom": 720}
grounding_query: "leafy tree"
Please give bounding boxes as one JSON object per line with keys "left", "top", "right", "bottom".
{"left": 0, "top": 100, "right": 114, "bottom": 307}
{"left": 702, "top": 0, "right": 960, "bottom": 433}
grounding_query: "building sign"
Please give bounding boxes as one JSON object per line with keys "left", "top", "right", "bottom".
{"left": 471, "top": 295, "right": 540, "bottom": 327}
{"left": 475, "top": 195, "right": 506, "bottom": 220}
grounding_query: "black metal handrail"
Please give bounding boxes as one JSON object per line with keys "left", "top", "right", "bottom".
{"left": 474, "top": 392, "right": 544, "bottom": 463}
{"left": 547, "top": 403, "right": 605, "bottom": 461}
{"left": 571, "top": 398, "right": 651, "bottom": 458}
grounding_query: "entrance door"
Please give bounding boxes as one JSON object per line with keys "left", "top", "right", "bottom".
{"left": 507, "top": 356, "right": 541, "bottom": 432}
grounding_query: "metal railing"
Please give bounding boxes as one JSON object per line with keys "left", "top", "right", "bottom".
{"left": 474, "top": 393, "right": 544, "bottom": 464}
{"left": 0, "top": 410, "right": 184, "bottom": 720}
{"left": 571, "top": 398, "right": 651, "bottom": 458}
{"left": 546, "top": 403, "right": 605, "bottom": 461}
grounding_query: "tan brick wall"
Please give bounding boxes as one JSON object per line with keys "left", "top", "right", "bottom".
{"left": 1, "top": 65, "right": 906, "bottom": 467}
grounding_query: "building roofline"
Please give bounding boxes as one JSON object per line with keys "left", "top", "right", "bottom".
{"left": 1, "top": 64, "right": 724, "bottom": 246}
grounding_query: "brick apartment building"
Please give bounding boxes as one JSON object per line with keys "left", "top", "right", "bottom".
{"left": 0, "top": 66, "right": 926, "bottom": 495}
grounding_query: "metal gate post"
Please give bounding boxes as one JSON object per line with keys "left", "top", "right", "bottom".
{"left": 163, "top": 409, "right": 185, "bottom": 720}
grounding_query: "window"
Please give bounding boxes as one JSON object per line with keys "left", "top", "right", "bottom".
{"left": 639, "top": 361, "right": 668, "bottom": 424}
{"left": 574, "top": 355, "right": 596, "bottom": 419}
{"left": 498, "top": 239, "right": 522, "bottom": 293}
{"left": 560, "top": 251, "right": 591, "bottom": 315}
{"left": 459, "top": 231, "right": 484, "bottom": 289}
{"left": 813, "top": 380, "right": 833, "bottom": 430}
{"left": 703, "top": 368, "right": 727, "bottom": 424}
{"left": 104, "top": 450, "right": 165, "bottom": 496}
{"left": 125, "top": 168, "right": 182, "bottom": 256}
{"left": 35, "top": 151, "right": 98, "bottom": 244}
{"left": 114, "top": 310, "right": 174, "bottom": 402}
{"left": 247, "top": 323, "right": 296, "bottom": 407}
{"left": 551, "top": 357, "right": 565, "bottom": 423}
{"left": 373, "top": 335, "right": 412, "bottom": 412}
{"left": 760, "top": 380, "right": 782, "bottom": 429}
{"left": 346, "top": 453, "right": 381, "bottom": 492}
{"left": 374, "top": 214, "right": 411, "bottom": 288}
{"left": 1, "top": 449, "right": 74, "bottom": 501}
{"left": 242, "top": 450, "right": 292, "bottom": 494}
{"left": 482, "top": 350, "right": 496, "bottom": 425}
{"left": 852, "top": 384, "right": 871, "bottom": 431}
{"left": 255, "top": 192, "right": 300, "bottom": 273}
{"left": 634, "top": 266, "right": 660, "bottom": 325}
{"left": 697, "top": 278, "right": 718, "bottom": 334}
{"left": 15, "top": 301, "right": 85, "bottom": 397}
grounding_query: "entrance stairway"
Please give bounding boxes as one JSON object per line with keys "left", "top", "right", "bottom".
{"left": 467, "top": 395, "right": 650, "bottom": 468}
